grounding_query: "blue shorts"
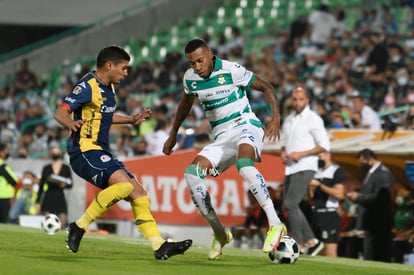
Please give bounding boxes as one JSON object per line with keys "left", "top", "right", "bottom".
{"left": 70, "top": 151, "right": 134, "bottom": 189}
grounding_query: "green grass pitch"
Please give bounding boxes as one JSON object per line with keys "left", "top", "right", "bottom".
{"left": 0, "top": 224, "right": 413, "bottom": 275}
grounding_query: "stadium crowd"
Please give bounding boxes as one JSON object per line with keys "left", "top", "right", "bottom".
{"left": 1, "top": 3, "right": 414, "bottom": 161}
{"left": 0, "top": 1, "right": 414, "bottom": 262}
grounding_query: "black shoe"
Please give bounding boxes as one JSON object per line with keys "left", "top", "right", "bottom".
{"left": 306, "top": 239, "right": 324, "bottom": 256}
{"left": 66, "top": 222, "right": 85, "bottom": 253}
{"left": 154, "top": 239, "right": 193, "bottom": 260}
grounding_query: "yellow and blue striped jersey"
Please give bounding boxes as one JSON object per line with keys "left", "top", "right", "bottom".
{"left": 61, "top": 72, "right": 117, "bottom": 157}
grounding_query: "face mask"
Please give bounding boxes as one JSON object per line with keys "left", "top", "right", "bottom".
{"left": 318, "top": 160, "right": 326, "bottom": 169}
{"left": 351, "top": 119, "right": 360, "bottom": 126}
{"left": 284, "top": 84, "right": 294, "bottom": 93}
{"left": 395, "top": 196, "right": 407, "bottom": 207}
{"left": 361, "top": 163, "right": 372, "bottom": 173}
{"left": 332, "top": 122, "right": 343, "bottom": 129}
{"left": 306, "top": 79, "right": 315, "bottom": 89}
{"left": 51, "top": 154, "right": 62, "bottom": 160}
{"left": 408, "top": 93, "right": 414, "bottom": 102}
{"left": 32, "top": 184, "right": 39, "bottom": 193}
{"left": 384, "top": 95, "right": 394, "bottom": 105}
{"left": 301, "top": 39, "right": 310, "bottom": 46}
{"left": 397, "top": 77, "right": 408, "bottom": 86}
{"left": 391, "top": 56, "right": 401, "bottom": 62}
{"left": 313, "top": 87, "right": 323, "bottom": 96}
{"left": 251, "top": 89, "right": 262, "bottom": 99}
{"left": 22, "top": 178, "right": 32, "bottom": 185}
{"left": 307, "top": 60, "right": 316, "bottom": 67}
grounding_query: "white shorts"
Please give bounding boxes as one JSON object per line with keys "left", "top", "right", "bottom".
{"left": 198, "top": 118, "right": 264, "bottom": 173}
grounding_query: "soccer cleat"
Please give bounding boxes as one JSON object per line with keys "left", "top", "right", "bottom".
{"left": 154, "top": 239, "right": 193, "bottom": 260}
{"left": 208, "top": 229, "right": 233, "bottom": 260}
{"left": 66, "top": 222, "right": 85, "bottom": 253}
{"left": 262, "top": 223, "right": 287, "bottom": 253}
{"left": 306, "top": 238, "right": 324, "bottom": 256}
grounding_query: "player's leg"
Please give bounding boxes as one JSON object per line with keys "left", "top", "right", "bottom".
{"left": 236, "top": 125, "right": 286, "bottom": 252}
{"left": 184, "top": 154, "right": 232, "bottom": 259}
{"left": 127, "top": 177, "right": 192, "bottom": 260}
{"left": 67, "top": 152, "right": 134, "bottom": 253}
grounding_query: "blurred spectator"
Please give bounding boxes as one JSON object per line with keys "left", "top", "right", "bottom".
{"left": 231, "top": 190, "right": 268, "bottom": 249}
{"left": 348, "top": 92, "right": 382, "bottom": 130}
{"left": 307, "top": 3, "right": 337, "bottom": 49}
{"left": 334, "top": 9, "right": 347, "bottom": 39}
{"left": 35, "top": 144, "right": 72, "bottom": 229}
{"left": 13, "top": 59, "right": 37, "bottom": 96}
{"left": 363, "top": 30, "right": 389, "bottom": 110}
{"left": 331, "top": 113, "right": 348, "bottom": 129}
{"left": 29, "top": 124, "right": 49, "bottom": 157}
{"left": 392, "top": 68, "right": 411, "bottom": 106}
{"left": 8, "top": 171, "right": 39, "bottom": 223}
{"left": 404, "top": 103, "right": 414, "bottom": 130}
{"left": 350, "top": 111, "right": 363, "bottom": 129}
{"left": 145, "top": 119, "right": 176, "bottom": 156}
{"left": 387, "top": 43, "right": 406, "bottom": 70}
{"left": 0, "top": 143, "right": 18, "bottom": 222}
{"left": 391, "top": 187, "right": 414, "bottom": 263}
{"left": 337, "top": 196, "right": 364, "bottom": 259}
{"left": 130, "top": 138, "right": 148, "bottom": 156}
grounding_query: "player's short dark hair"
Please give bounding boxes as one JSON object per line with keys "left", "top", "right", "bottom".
{"left": 184, "top": 38, "right": 209, "bottom": 54}
{"left": 357, "top": 148, "right": 377, "bottom": 160}
{"left": 96, "top": 45, "right": 130, "bottom": 68}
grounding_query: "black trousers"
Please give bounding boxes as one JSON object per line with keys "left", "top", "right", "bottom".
{"left": 0, "top": 198, "right": 11, "bottom": 223}
{"left": 364, "top": 230, "right": 392, "bottom": 262}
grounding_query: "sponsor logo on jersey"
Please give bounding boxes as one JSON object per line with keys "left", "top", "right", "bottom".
{"left": 64, "top": 96, "right": 76, "bottom": 103}
{"left": 215, "top": 89, "right": 229, "bottom": 95}
{"left": 100, "top": 155, "right": 111, "bottom": 162}
{"left": 72, "top": 85, "right": 82, "bottom": 95}
{"left": 101, "top": 105, "right": 116, "bottom": 113}
{"left": 218, "top": 74, "right": 226, "bottom": 85}
{"left": 99, "top": 88, "right": 105, "bottom": 93}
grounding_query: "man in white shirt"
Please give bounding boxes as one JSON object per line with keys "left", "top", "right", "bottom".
{"left": 280, "top": 87, "right": 330, "bottom": 255}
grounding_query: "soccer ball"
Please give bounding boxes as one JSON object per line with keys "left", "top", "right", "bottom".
{"left": 41, "top": 214, "right": 61, "bottom": 235}
{"left": 268, "top": 235, "right": 300, "bottom": 264}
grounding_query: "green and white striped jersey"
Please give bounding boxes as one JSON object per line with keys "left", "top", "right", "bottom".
{"left": 183, "top": 56, "right": 258, "bottom": 134}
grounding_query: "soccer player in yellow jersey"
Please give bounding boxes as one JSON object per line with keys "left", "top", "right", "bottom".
{"left": 54, "top": 45, "right": 192, "bottom": 259}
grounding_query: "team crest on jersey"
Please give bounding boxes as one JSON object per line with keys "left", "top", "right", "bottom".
{"left": 217, "top": 74, "right": 226, "bottom": 85}
{"left": 100, "top": 155, "right": 111, "bottom": 162}
{"left": 72, "top": 85, "right": 82, "bottom": 95}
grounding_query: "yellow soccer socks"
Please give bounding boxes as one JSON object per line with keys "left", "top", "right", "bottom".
{"left": 131, "top": 195, "right": 164, "bottom": 250}
{"left": 76, "top": 182, "right": 133, "bottom": 230}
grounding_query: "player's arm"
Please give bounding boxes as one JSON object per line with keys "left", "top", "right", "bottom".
{"left": 163, "top": 93, "right": 195, "bottom": 155}
{"left": 113, "top": 108, "right": 152, "bottom": 125}
{"left": 54, "top": 104, "right": 85, "bottom": 133}
{"left": 250, "top": 75, "right": 280, "bottom": 142}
